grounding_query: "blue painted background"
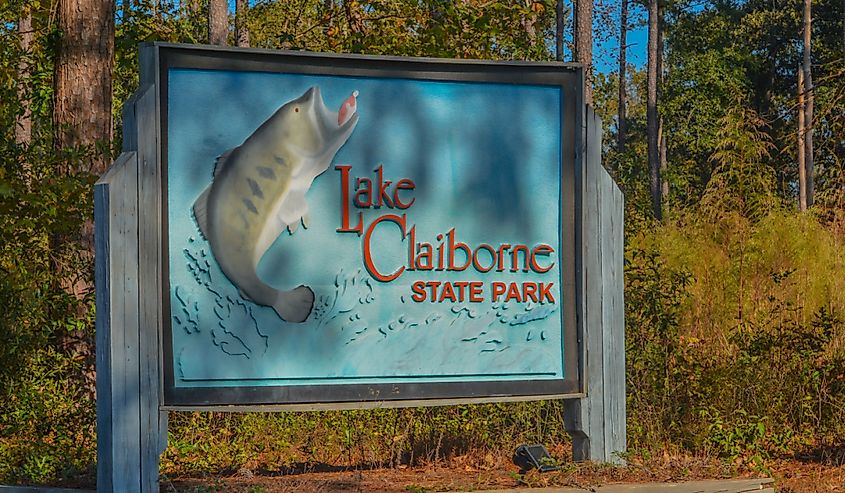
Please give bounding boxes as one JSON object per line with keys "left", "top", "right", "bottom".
{"left": 167, "top": 68, "right": 565, "bottom": 387}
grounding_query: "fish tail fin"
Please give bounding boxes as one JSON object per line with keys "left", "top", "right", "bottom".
{"left": 273, "top": 285, "right": 315, "bottom": 323}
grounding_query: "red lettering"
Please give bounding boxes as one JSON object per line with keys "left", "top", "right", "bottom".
{"left": 416, "top": 242, "right": 433, "bottom": 270}
{"left": 510, "top": 245, "right": 530, "bottom": 272}
{"left": 539, "top": 282, "right": 555, "bottom": 303}
{"left": 336, "top": 165, "right": 364, "bottom": 235}
{"left": 472, "top": 244, "right": 496, "bottom": 273}
{"left": 426, "top": 281, "right": 441, "bottom": 300}
{"left": 496, "top": 244, "right": 511, "bottom": 272}
{"left": 469, "top": 282, "right": 484, "bottom": 302}
{"left": 447, "top": 228, "right": 472, "bottom": 271}
{"left": 436, "top": 233, "right": 445, "bottom": 271}
{"left": 522, "top": 282, "right": 538, "bottom": 303}
{"left": 354, "top": 177, "right": 373, "bottom": 207}
{"left": 406, "top": 226, "right": 416, "bottom": 272}
{"left": 394, "top": 179, "right": 416, "bottom": 209}
{"left": 375, "top": 165, "right": 395, "bottom": 208}
{"left": 439, "top": 282, "right": 457, "bottom": 303}
{"left": 362, "top": 214, "right": 406, "bottom": 282}
{"left": 491, "top": 282, "right": 506, "bottom": 302}
{"left": 453, "top": 281, "right": 468, "bottom": 302}
{"left": 411, "top": 281, "right": 426, "bottom": 302}
{"left": 530, "top": 244, "right": 555, "bottom": 273}
{"left": 506, "top": 282, "right": 522, "bottom": 302}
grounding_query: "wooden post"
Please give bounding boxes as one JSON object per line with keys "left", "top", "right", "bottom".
{"left": 564, "top": 108, "right": 626, "bottom": 464}
{"left": 95, "top": 44, "right": 166, "bottom": 493}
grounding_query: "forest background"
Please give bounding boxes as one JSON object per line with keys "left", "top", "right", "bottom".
{"left": 0, "top": 0, "right": 844, "bottom": 488}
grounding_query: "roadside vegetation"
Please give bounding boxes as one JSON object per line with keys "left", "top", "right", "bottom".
{"left": 0, "top": 0, "right": 843, "bottom": 487}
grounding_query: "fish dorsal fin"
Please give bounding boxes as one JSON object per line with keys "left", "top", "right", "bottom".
{"left": 192, "top": 186, "right": 211, "bottom": 240}
{"left": 213, "top": 148, "right": 236, "bottom": 177}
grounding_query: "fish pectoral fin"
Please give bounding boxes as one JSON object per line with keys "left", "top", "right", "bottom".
{"left": 277, "top": 190, "right": 308, "bottom": 233}
{"left": 192, "top": 186, "right": 212, "bottom": 240}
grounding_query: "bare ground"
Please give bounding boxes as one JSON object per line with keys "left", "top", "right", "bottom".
{"left": 160, "top": 448, "right": 845, "bottom": 492}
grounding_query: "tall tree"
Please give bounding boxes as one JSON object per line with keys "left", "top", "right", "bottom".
{"left": 574, "top": 0, "right": 593, "bottom": 105}
{"left": 54, "top": 0, "right": 114, "bottom": 174}
{"left": 658, "top": 10, "right": 668, "bottom": 202}
{"left": 16, "top": 5, "right": 33, "bottom": 148}
{"left": 236, "top": 0, "right": 250, "bottom": 47}
{"left": 617, "top": 0, "right": 627, "bottom": 152}
{"left": 209, "top": 0, "right": 228, "bottom": 45}
{"left": 798, "top": 67, "right": 807, "bottom": 211}
{"left": 647, "top": 0, "right": 661, "bottom": 218}
{"left": 802, "top": 0, "right": 814, "bottom": 207}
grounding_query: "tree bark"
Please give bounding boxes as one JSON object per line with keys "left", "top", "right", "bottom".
{"left": 522, "top": 0, "right": 538, "bottom": 42}
{"left": 208, "top": 0, "right": 228, "bottom": 45}
{"left": 658, "top": 10, "right": 668, "bottom": 202}
{"left": 556, "top": 0, "right": 565, "bottom": 61}
{"left": 236, "top": 0, "right": 250, "bottom": 47}
{"left": 617, "top": 0, "right": 627, "bottom": 152}
{"left": 16, "top": 6, "right": 33, "bottom": 148}
{"left": 574, "top": 0, "right": 593, "bottom": 106}
{"left": 647, "top": 0, "right": 661, "bottom": 219}
{"left": 54, "top": 0, "right": 114, "bottom": 175}
{"left": 802, "top": 0, "right": 814, "bottom": 207}
{"left": 798, "top": 67, "right": 807, "bottom": 212}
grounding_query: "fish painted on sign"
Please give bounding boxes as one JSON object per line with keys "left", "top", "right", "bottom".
{"left": 193, "top": 86, "right": 359, "bottom": 323}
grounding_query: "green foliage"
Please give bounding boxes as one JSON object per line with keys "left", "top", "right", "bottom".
{"left": 1, "top": 0, "right": 845, "bottom": 485}
{"left": 160, "top": 401, "right": 570, "bottom": 475}
{"left": 625, "top": 208, "right": 845, "bottom": 462}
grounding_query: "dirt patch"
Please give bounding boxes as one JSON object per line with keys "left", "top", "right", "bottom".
{"left": 160, "top": 451, "right": 809, "bottom": 492}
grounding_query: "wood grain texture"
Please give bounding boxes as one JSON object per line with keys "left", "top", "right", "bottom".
{"left": 564, "top": 107, "right": 626, "bottom": 463}
{"left": 135, "top": 84, "right": 163, "bottom": 493}
{"left": 95, "top": 66, "right": 166, "bottom": 490}
{"left": 95, "top": 150, "right": 142, "bottom": 492}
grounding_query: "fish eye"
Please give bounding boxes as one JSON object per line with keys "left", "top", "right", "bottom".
{"left": 294, "top": 107, "right": 299, "bottom": 113}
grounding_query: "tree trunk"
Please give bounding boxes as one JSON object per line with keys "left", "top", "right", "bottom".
{"left": 16, "top": 6, "right": 33, "bottom": 148}
{"left": 236, "top": 0, "right": 250, "bottom": 47}
{"left": 556, "top": 0, "right": 565, "bottom": 61}
{"left": 344, "top": 0, "right": 364, "bottom": 35}
{"left": 574, "top": 0, "right": 593, "bottom": 106}
{"left": 802, "top": 0, "right": 814, "bottom": 207}
{"left": 647, "top": 0, "right": 661, "bottom": 219}
{"left": 54, "top": 0, "right": 113, "bottom": 320}
{"left": 617, "top": 0, "right": 627, "bottom": 152}
{"left": 522, "top": 0, "right": 538, "bottom": 42}
{"left": 209, "top": 0, "right": 228, "bottom": 45}
{"left": 658, "top": 11, "right": 668, "bottom": 202}
{"left": 54, "top": 0, "right": 114, "bottom": 175}
{"left": 798, "top": 67, "right": 807, "bottom": 212}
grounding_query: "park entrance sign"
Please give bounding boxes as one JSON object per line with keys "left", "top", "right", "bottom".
{"left": 95, "top": 43, "right": 624, "bottom": 493}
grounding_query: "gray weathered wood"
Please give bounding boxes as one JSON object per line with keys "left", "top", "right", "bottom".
{"left": 564, "top": 107, "right": 626, "bottom": 463}
{"left": 135, "top": 75, "right": 164, "bottom": 493}
{"left": 95, "top": 48, "right": 167, "bottom": 491}
{"left": 95, "top": 150, "right": 142, "bottom": 492}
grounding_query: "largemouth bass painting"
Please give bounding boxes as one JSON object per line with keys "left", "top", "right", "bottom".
{"left": 193, "top": 86, "right": 359, "bottom": 323}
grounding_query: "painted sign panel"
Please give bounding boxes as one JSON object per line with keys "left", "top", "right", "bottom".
{"left": 159, "top": 47, "right": 580, "bottom": 406}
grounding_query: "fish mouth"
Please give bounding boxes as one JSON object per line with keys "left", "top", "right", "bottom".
{"left": 312, "top": 86, "right": 359, "bottom": 144}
